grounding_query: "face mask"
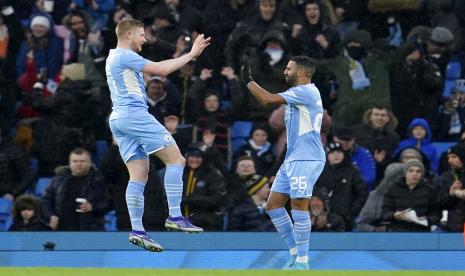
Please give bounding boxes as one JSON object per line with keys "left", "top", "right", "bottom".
{"left": 264, "top": 48, "right": 283, "bottom": 65}
{"left": 346, "top": 46, "right": 367, "bottom": 61}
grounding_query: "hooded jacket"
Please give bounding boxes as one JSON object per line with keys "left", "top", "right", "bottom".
{"left": 395, "top": 118, "right": 438, "bottom": 173}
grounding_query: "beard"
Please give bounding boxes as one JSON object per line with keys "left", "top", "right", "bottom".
{"left": 285, "top": 73, "right": 297, "bottom": 86}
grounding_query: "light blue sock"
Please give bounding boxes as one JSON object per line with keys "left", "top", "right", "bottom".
{"left": 291, "top": 210, "right": 311, "bottom": 263}
{"left": 164, "top": 164, "right": 184, "bottom": 217}
{"left": 266, "top": 208, "right": 297, "bottom": 255}
{"left": 126, "top": 180, "right": 146, "bottom": 231}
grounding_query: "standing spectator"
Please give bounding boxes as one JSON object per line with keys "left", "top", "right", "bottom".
{"left": 395, "top": 118, "right": 438, "bottom": 174}
{"left": 309, "top": 192, "right": 345, "bottom": 232}
{"left": 0, "top": 1, "right": 24, "bottom": 83}
{"left": 436, "top": 144, "right": 465, "bottom": 232}
{"left": 16, "top": 13, "right": 64, "bottom": 95}
{"left": 382, "top": 159, "right": 441, "bottom": 232}
{"left": 181, "top": 147, "right": 227, "bottom": 231}
{"left": 151, "top": 0, "right": 202, "bottom": 35}
{"left": 331, "top": 0, "right": 368, "bottom": 39}
{"left": 9, "top": 195, "right": 51, "bottom": 231}
{"left": 69, "top": 0, "right": 115, "bottom": 32}
{"left": 232, "top": 124, "right": 276, "bottom": 175}
{"left": 437, "top": 80, "right": 465, "bottom": 142}
{"left": 290, "top": 0, "right": 340, "bottom": 59}
{"left": 42, "top": 148, "right": 110, "bottom": 231}
{"left": 227, "top": 157, "right": 274, "bottom": 231}
{"left": 146, "top": 77, "right": 181, "bottom": 123}
{"left": 353, "top": 106, "right": 400, "bottom": 181}
{"left": 0, "top": 128, "right": 35, "bottom": 201}
{"left": 314, "top": 142, "right": 368, "bottom": 231}
{"left": 333, "top": 128, "right": 376, "bottom": 191}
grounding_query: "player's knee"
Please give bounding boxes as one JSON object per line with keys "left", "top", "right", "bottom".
{"left": 168, "top": 156, "right": 185, "bottom": 166}
{"left": 290, "top": 199, "right": 309, "bottom": 211}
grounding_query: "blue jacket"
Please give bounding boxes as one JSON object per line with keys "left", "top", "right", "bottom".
{"left": 16, "top": 14, "right": 63, "bottom": 80}
{"left": 350, "top": 146, "right": 376, "bottom": 191}
{"left": 395, "top": 118, "right": 438, "bottom": 173}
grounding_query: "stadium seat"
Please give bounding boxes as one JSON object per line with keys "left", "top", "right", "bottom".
{"left": 35, "top": 177, "right": 53, "bottom": 197}
{"left": 0, "top": 198, "right": 13, "bottom": 215}
{"left": 231, "top": 121, "right": 253, "bottom": 153}
{"left": 432, "top": 142, "right": 456, "bottom": 157}
{"left": 30, "top": 158, "right": 39, "bottom": 175}
{"left": 443, "top": 61, "right": 462, "bottom": 98}
{"left": 93, "top": 140, "right": 109, "bottom": 168}
{"left": 0, "top": 214, "right": 12, "bottom": 231}
{"left": 104, "top": 210, "right": 118, "bottom": 231}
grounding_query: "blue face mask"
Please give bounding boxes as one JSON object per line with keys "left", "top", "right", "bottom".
{"left": 264, "top": 48, "right": 283, "bottom": 65}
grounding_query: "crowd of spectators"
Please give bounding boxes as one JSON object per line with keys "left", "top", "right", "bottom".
{"left": 0, "top": 0, "right": 465, "bottom": 233}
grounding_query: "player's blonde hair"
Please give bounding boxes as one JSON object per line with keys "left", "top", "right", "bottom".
{"left": 115, "top": 19, "right": 144, "bottom": 40}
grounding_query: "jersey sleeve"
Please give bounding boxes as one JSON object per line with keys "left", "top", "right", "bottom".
{"left": 279, "top": 86, "right": 315, "bottom": 106}
{"left": 120, "top": 51, "right": 150, "bottom": 72}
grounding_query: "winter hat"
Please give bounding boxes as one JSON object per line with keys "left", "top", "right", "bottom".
{"left": 333, "top": 128, "right": 354, "bottom": 141}
{"left": 62, "top": 63, "right": 85, "bottom": 81}
{"left": 430, "top": 26, "right": 454, "bottom": 46}
{"left": 400, "top": 148, "right": 423, "bottom": 162}
{"left": 403, "top": 159, "right": 425, "bottom": 176}
{"left": 454, "top": 79, "right": 465, "bottom": 94}
{"left": 31, "top": 15, "right": 51, "bottom": 29}
{"left": 447, "top": 144, "right": 465, "bottom": 163}
{"left": 343, "top": 29, "right": 373, "bottom": 49}
{"left": 325, "top": 142, "right": 343, "bottom": 154}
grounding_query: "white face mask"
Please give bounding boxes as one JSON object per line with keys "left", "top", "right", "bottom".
{"left": 264, "top": 48, "right": 283, "bottom": 65}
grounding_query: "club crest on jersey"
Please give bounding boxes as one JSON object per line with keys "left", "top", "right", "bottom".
{"left": 164, "top": 135, "right": 172, "bottom": 143}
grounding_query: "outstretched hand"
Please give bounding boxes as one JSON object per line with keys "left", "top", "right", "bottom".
{"left": 240, "top": 55, "right": 254, "bottom": 85}
{"left": 190, "top": 34, "right": 211, "bottom": 58}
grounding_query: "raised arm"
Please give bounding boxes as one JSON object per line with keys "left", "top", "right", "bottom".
{"left": 240, "top": 56, "right": 286, "bottom": 106}
{"left": 143, "top": 34, "right": 211, "bottom": 76}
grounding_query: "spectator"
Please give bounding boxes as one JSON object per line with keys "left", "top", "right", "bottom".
{"left": 42, "top": 148, "right": 110, "bottom": 231}
{"left": 0, "top": 2, "right": 24, "bottom": 83}
{"left": 181, "top": 146, "right": 227, "bottom": 231}
{"left": 0, "top": 128, "right": 35, "bottom": 201}
{"left": 9, "top": 195, "right": 51, "bottom": 231}
{"left": 194, "top": 91, "right": 229, "bottom": 160}
{"left": 63, "top": 9, "right": 106, "bottom": 89}
{"left": 424, "top": 26, "right": 457, "bottom": 75}
{"left": 224, "top": 0, "right": 289, "bottom": 72}
{"left": 437, "top": 80, "right": 465, "bottom": 142}
{"left": 332, "top": 0, "right": 368, "bottom": 39}
{"left": 395, "top": 118, "right": 438, "bottom": 174}
{"left": 333, "top": 128, "right": 376, "bottom": 191}
{"left": 436, "top": 144, "right": 465, "bottom": 232}
{"left": 314, "top": 142, "right": 368, "bottom": 231}
{"left": 168, "top": 59, "right": 198, "bottom": 124}
{"left": 100, "top": 142, "right": 168, "bottom": 231}
{"left": 233, "top": 124, "right": 276, "bottom": 175}
{"left": 16, "top": 13, "right": 64, "bottom": 96}
{"left": 353, "top": 106, "right": 400, "bottom": 181}
{"left": 151, "top": 0, "right": 202, "bottom": 35}
{"left": 69, "top": 0, "right": 115, "bottom": 32}
{"left": 309, "top": 192, "right": 345, "bottom": 232}
{"left": 382, "top": 159, "right": 441, "bottom": 232}
{"left": 227, "top": 156, "right": 274, "bottom": 231}
{"left": 289, "top": 0, "right": 340, "bottom": 59}
{"left": 146, "top": 77, "right": 181, "bottom": 123}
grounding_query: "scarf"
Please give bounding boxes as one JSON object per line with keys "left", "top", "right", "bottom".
{"left": 248, "top": 139, "right": 271, "bottom": 156}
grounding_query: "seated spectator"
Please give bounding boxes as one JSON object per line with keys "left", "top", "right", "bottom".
{"left": 232, "top": 124, "right": 276, "bottom": 175}
{"left": 147, "top": 77, "right": 181, "bottom": 123}
{"left": 9, "top": 195, "right": 50, "bottom": 231}
{"left": 16, "top": 13, "right": 64, "bottom": 96}
{"left": 333, "top": 128, "right": 376, "bottom": 191}
{"left": 227, "top": 157, "right": 274, "bottom": 231}
{"left": 69, "top": 0, "right": 115, "bottom": 32}
{"left": 194, "top": 91, "right": 230, "bottom": 160}
{"left": 314, "top": 142, "right": 368, "bottom": 231}
{"left": 181, "top": 146, "right": 227, "bottom": 231}
{"left": 395, "top": 118, "right": 438, "bottom": 173}
{"left": 42, "top": 148, "right": 110, "bottom": 231}
{"left": 436, "top": 144, "right": 465, "bottom": 232}
{"left": 437, "top": 80, "right": 465, "bottom": 142}
{"left": 353, "top": 106, "right": 400, "bottom": 181}
{"left": 0, "top": 128, "right": 35, "bottom": 201}
{"left": 357, "top": 163, "right": 404, "bottom": 232}
{"left": 382, "top": 160, "right": 441, "bottom": 232}
{"left": 309, "top": 192, "right": 345, "bottom": 232}
{"left": 439, "top": 131, "right": 465, "bottom": 175}
{"left": 100, "top": 142, "right": 168, "bottom": 231}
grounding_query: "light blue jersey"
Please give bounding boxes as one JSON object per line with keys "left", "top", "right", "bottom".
{"left": 106, "top": 48, "right": 150, "bottom": 116}
{"left": 279, "top": 83, "right": 326, "bottom": 162}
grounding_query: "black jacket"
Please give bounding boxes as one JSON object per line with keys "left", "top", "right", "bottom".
{"left": 228, "top": 197, "right": 274, "bottom": 231}
{"left": 382, "top": 178, "right": 441, "bottom": 232}
{"left": 42, "top": 167, "right": 110, "bottom": 231}
{"left": 9, "top": 220, "right": 51, "bottom": 231}
{"left": 437, "top": 170, "right": 465, "bottom": 232}
{"left": 314, "top": 158, "right": 368, "bottom": 230}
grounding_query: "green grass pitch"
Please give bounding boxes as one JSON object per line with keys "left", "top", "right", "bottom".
{"left": 1, "top": 268, "right": 465, "bottom": 276}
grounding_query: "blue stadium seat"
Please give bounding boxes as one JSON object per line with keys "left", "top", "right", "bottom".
{"left": 0, "top": 214, "right": 12, "bottom": 231}
{"left": 443, "top": 61, "right": 462, "bottom": 98}
{"left": 432, "top": 142, "right": 456, "bottom": 157}
{"left": 104, "top": 210, "right": 118, "bottom": 231}
{"left": 231, "top": 121, "right": 253, "bottom": 153}
{"left": 93, "top": 140, "right": 109, "bottom": 168}
{"left": 0, "top": 198, "right": 13, "bottom": 214}
{"left": 35, "top": 177, "right": 52, "bottom": 197}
